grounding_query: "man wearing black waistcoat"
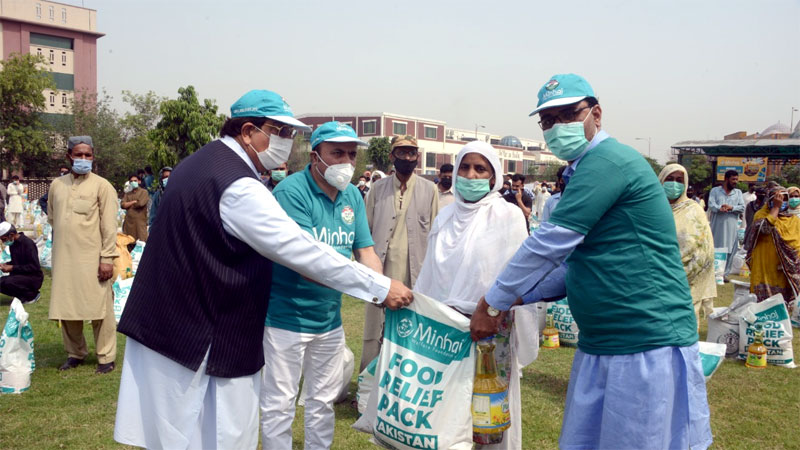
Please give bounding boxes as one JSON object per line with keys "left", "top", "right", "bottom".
{"left": 113, "top": 89, "right": 413, "bottom": 449}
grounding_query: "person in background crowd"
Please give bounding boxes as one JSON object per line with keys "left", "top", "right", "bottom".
{"left": 370, "top": 170, "right": 384, "bottom": 185}
{"left": 415, "top": 141, "right": 528, "bottom": 449}
{"left": 470, "top": 74, "right": 711, "bottom": 449}
{"left": 709, "top": 170, "right": 745, "bottom": 280}
{"left": 541, "top": 166, "right": 567, "bottom": 223}
{"left": 0, "top": 179, "right": 7, "bottom": 223}
{"left": 742, "top": 184, "right": 757, "bottom": 206}
{"left": 121, "top": 174, "right": 149, "bottom": 243}
{"left": 48, "top": 136, "right": 119, "bottom": 374}
{"left": 0, "top": 222, "right": 43, "bottom": 304}
{"left": 143, "top": 166, "right": 155, "bottom": 192}
{"left": 357, "top": 175, "right": 370, "bottom": 199}
{"left": 363, "top": 170, "right": 372, "bottom": 188}
{"left": 686, "top": 185, "right": 705, "bottom": 209}
{"left": 7, "top": 175, "right": 24, "bottom": 227}
{"left": 266, "top": 162, "right": 288, "bottom": 192}
{"left": 113, "top": 90, "right": 412, "bottom": 450}
{"left": 659, "top": 164, "right": 717, "bottom": 330}
{"left": 504, "top": 173, "right": 533, "bottom": 229}
{"left": 360, "top": 134, "right": 439, "bottom": 371}
{"left": 500, "top": 180, "right": 511, "bottom": 196}
{"left": 148, "top": 166, "right": 172, "bottom": 227}
{"left": 38, "top": 165, "right": 70, "bottom": 215}
{"left": 437, "top": 163, "right": 455, "bottom": 208}
{"left": 260, "top": 121, "right": 376, "bottom": 449}
{"left": 744, "top": 186, "right": 800, "bottom": 305}
{"left": 534, "top": 178, "right": 550, "bottom": 219}
{"left": 744, "top": 185, "right": 768, "bottom": 236}
{"left": 788, "top": 186, "right": 800, "bottom": 218}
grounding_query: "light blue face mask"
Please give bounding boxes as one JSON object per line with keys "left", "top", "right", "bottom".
{"left": 542, "top": 107, "right": 594, "bottom": 161}
{"left": 456, "top": 176, "right": 491, "bottom": 202}
{"left": 162, "top": 178, "right": 168, "bottom": 188}
{"left": 72, "top": 158, "right": 92, "bottom": 175}
{"left": 271, "top": 170, "right": 287, "bottom": 182}
{"left": 130, "top": 181, "right": 139, "bottom": 190}
{"left": 663, "top": 181, "right": 685, "bottom": 200}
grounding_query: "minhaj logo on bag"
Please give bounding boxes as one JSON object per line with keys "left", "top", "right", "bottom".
{"left": 545, "top": 79, "right": 560, "bottom": 91}
{"left": 397, "top": 318, "right": 414, "bottom": 338}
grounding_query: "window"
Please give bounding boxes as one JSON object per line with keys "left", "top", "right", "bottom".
{"left": 363, "top": 120, "right": 376, "bottom": 135}
{"left": 36, "top": 48, "right": 43, "bottom": 57}
{"left": 62, "top": 8, "right": 67, "bottom": 23}
{"left": 339, "top": 121, "right": 352, "bottom": 128}
{"left": 426, "top": 152, "right": 436, "bottom": 168}
{"left": 508, "top": 161, "right": 517, "bottom": 173}
{"left": 49, "top": 92, "right": 55, "bottom": 106}
{"left": 49, "top": 49, "right": 54, "bottom": 64}
{"left": 392, "top": 121, "right": 407, "bottom": 135}
{"left": 61, "top": 52, "right": 67, "bottom": 65}
{"left": 35, "top": 3, "right": 42, "bottom": 18}
{"left": 49, "top": 6, "right": 55, "bottom": 21}
{"left": 61, "top": 93, "right": 67, "bottom": 106}
{"left": 424, "top": 125, "right": 437, "bottom": 140}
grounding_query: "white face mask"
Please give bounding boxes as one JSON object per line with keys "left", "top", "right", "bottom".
{"left": 315, "top": 152, "right": 355, "bottom": 191}
{"left": 249, "top": 127, "right": 294, "bottom": 170}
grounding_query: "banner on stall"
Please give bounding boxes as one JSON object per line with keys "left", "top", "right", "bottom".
{"left": 716, "top": 157, "right": 768, "bottom": 182}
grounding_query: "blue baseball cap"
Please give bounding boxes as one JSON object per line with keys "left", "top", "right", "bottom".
{"left": 230, "top": 89, "right": 311, "bottom": 131}
{"left": 310, "top": 121, "right": 367, "bottom": 150}
{"left": 529, "top": 73, "right": 596, "bottom": 116}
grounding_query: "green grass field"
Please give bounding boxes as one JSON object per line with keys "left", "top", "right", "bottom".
{"left": 1, "top": 273, "right": 798, "bottom": 449}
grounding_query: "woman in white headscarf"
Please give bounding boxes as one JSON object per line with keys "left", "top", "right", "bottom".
{"left": 414, "top": 141, "right": 528, "bottom": 449}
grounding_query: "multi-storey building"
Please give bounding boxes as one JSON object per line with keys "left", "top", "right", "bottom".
{"left": 0, "top": 0, "right": 103, "bottom": 120}
{"left": 296, "top": 112, "right": 562, "bottom": 176}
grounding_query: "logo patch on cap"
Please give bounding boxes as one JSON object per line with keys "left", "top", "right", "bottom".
{"left": 545, "top": 80, "right": 560, "bottom": 91}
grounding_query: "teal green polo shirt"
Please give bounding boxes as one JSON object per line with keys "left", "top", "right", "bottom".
{"left": 549, "top": 138, "right": 698, "bottom": 355}
{"left": 266, "top": 165, "right": 374, "bottom": 334}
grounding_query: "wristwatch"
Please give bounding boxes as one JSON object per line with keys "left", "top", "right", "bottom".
{"left": 486, "top": 306, "right": 501, "bottom": 317}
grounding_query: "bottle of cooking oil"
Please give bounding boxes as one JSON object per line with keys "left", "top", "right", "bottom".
{"left": 745, "top": 326, "right": 767, "bottom": 369}
{"left": 542, "top": 313, "right": 560, "bottom": 349}
{"left": 472, "top": 337, "right": 510, "bottom": 445}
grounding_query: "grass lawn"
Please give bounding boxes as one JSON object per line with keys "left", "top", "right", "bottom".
{"left": 1, "top": 273, "right": 799, "bottom": 449}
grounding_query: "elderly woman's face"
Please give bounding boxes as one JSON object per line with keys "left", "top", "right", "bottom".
{"left": 458, "top": 153, "right": 494, "bottom": 186}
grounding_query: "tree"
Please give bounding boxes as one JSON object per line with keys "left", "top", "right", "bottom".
{"left": 286, "top": 134, "right": 310, "bottom": 174}
{"left": 0, "top": 52, "right": 57, "bottom": 173}
{"left": 682, "top": 154, "right": 713, "bottom": 188}
{"left": 148, "top": 86, "right": 226, "bottom": 170}
{"left": 781, "top": 163, "right": 800, "bottom": 186}
{"left": 644, "top": 156, "right": 664, "bottom": 177}
{"left": 539, "top": 162, "right": 563, "bottom": 182}
{"left": 366, "top": 137, "right": 391, "bottom": 172}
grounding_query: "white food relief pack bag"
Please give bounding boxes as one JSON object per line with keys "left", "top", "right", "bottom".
{"left": 353, "top": 292, "right": 475, "bottom": 450}
{"left": 356, "top": 357, "right": 379, "bottom": 416}
{"left": 546, "top": 298, "right": 579, "bottom": 346}
{"left": 738, "top": 294, "right": 795, "bottom": 368}
{"left": 713, "top": 248, "right": 728, "bottom": 285}
{"left": 0, "top": 246, "right": 10, "bottom": 278}
{"left": 112, "top": 276, "right": 135, "bottom": 324}
{"left": 697, "top": 341, "right": 726, "bottom": 381}
{"left": 707, "top": 281, "right": 756, "bottom": 358}
{"left": 0, "top": 299, "right": 35, "bottom": 394}
{"left": 130, "top": 240, "right": 146, "bottom": 276}
{"left": 297, "top": 344, "right": 355, "bottom": 407}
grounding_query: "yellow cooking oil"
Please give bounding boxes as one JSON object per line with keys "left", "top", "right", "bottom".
{"left": 472, "top": 337, "right": 510, "bottom": 445}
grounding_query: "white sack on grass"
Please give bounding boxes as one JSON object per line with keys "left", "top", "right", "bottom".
{"left": 738, "top": 294, "right": 795, "bottom": 368}
{"left": 713, "top": 248, "right": 727, "bottom": 284}
{"left": 707, "top": 291, "right": 757, "bottom": 359}
{"left": 352, "top": 292, "right": 475, "bottom": 450}
{"left": 356, "top": 357, "right": 379, "bottom": 416}
{"left": 697, "top": 341, "right": 726, "bottom": 381}
{"left": 0, "top": 246, "right": 10, "bottom": 278}
{"left": 0, "top": 299, "right": 35, "bottom": 394}
{"left": 37, "top": 238, "right": 52, "bottom": 270}
{"left": 298, "top": 345, "right": 355, "bottom": 407}
{"left": 112, "top": 276, "right": 134, "bottom": 324}
{"left": 730, "top": 248, "right": 747, "bottom": 276}
{"left": 130, "top": 240, "right": 146, "bottom": 275}
{"left": 789, "top": 298, "right": 799, "bottom": 329}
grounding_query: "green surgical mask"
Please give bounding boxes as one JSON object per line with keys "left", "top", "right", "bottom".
{"left": 789, "top": 198, "right": 800, "bottom": 209}
{"left": 455, "top": 176, "right": 491, "bottom": 202}
{"left": 271, "top": 170, "right": 287, "bottom": 182}
{"left": 663, "top": 181, "right": 685, "bottom": 200}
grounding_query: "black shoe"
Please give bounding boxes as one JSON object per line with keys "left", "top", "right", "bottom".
{"left": 21, "top": 293, "right": 41, "bottom": 305}
{"left": 59, "top": 357, "right": 84, "bottom": 371}
{"left": 95, "top": 362, "right": 115, "bottom": 374}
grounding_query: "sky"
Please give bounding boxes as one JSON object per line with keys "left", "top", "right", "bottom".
{"left": 66, "top": 0, "right": 800, "bottom": 163}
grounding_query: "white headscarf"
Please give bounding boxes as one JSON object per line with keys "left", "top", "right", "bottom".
{"left": 414, "top": 141, "right": 529, "bottom": 314}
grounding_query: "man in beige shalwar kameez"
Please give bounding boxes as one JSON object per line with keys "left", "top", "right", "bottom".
{"left": 48, "top": 136, "right": 119, "bottom": 374}
{"left": 121, "top": 173, "right": 149, "bottom": 242}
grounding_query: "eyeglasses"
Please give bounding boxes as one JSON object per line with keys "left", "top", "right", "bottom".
{"left": 262, "top": 123, "right": 297, "bottom": 139}
{"left": 393, "top": 148, "right": 419, "bottom": 159}
{"left": 538, "top": 106, "right": 592, "bottom": 130}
